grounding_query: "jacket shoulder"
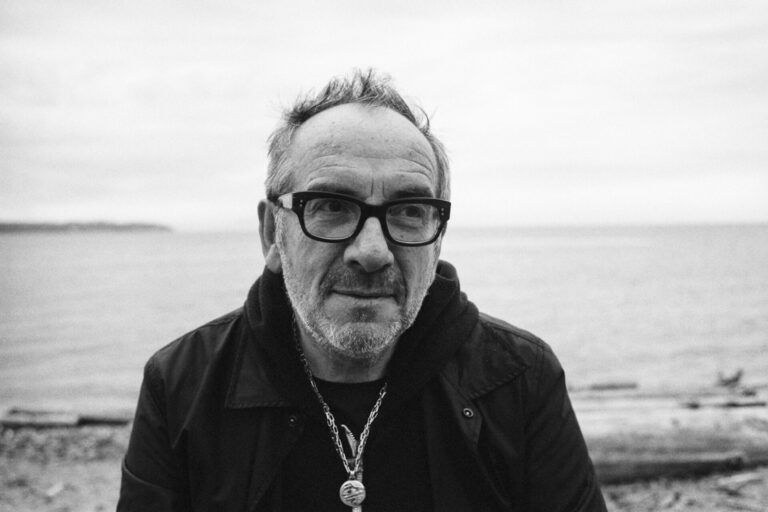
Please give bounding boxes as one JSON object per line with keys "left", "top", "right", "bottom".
{"left": 152, "top": 308, "right": 242, "bottom": 363}
{"left": 445, "top": 311, "right": 559, "bottom": 399}
{"left": 476, "top": 312, "right": 556, "bottom": 366}
{"left": 144, "top": 308, "right": 245, "bottom": 399}
{"left": 478, "top": 312, "right": 552, "bottom": 352}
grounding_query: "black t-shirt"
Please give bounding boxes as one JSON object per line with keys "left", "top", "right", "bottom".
{"left": 276, "top": 378, "right": 433, "bottom": 512}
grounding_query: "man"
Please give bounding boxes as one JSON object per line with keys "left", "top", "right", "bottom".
{"left": 118, "top": 69, "right": 606, "bottom": 511}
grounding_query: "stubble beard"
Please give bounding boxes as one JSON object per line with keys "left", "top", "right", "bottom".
{"left": 275, "top": 216, "right": 434, "bottom": 365}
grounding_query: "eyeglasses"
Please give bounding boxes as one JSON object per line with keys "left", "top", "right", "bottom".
{"left": 269, "top": 191, "right": 451, "bottom": 246}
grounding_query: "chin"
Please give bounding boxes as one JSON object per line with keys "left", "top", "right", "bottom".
{"left": 325, "top": 321, "right": 402, "bottom": 361}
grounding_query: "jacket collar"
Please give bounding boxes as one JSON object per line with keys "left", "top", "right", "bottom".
{"left": 225, "top": 261, "right": 529, "bottom": 410}
{"left": 225, "top": 267, "right": 316, "bottom": 410}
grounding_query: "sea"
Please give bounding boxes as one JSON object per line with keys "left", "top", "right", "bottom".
{"left": 1, "top": 224, "right": 766, "bottom": 413}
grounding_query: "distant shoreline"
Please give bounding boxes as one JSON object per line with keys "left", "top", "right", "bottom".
{"left": 0, "top": 222, "right": 172, "bottom": 233}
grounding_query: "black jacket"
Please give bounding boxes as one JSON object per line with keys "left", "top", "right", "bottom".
{"left": 118, "top": 262, "right": 606, "bottom": 511}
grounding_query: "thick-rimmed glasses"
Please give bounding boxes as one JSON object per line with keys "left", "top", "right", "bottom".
{"left": 269, "top": 191, "right": 451, "bottom": 246}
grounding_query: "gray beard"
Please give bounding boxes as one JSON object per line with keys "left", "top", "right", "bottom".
{"left": 276, "top": 217, "right": 432, "bottom": 364}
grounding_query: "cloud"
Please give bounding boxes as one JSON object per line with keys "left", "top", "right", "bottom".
{"left": 1, "top": 0, "right": 767, "bottom": 229}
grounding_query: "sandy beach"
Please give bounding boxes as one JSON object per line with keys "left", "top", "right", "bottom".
{"left": 1, "top": 424, "right": 766, "bottom": 512}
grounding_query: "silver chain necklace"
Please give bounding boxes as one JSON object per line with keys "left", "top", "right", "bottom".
{"left": 293, "top": 323, "right": 388, "bottom": 511}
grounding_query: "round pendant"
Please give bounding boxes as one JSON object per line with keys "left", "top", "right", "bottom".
{"left": 339, "top": 479, "right": 366, "bottom": 507}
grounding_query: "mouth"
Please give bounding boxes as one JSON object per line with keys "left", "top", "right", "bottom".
{"left": 331, "top": 289, "right": 396, "bottom": 300}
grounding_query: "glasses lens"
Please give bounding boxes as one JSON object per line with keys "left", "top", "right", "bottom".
{"left": 303, "top": 196, "right": 361, "bottom": 240}
{"left": 386, "top": 203, "right": 441, "bottom": 243}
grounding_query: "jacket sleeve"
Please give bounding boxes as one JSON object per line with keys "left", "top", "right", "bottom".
{"left": 117, "top": 357, "right": 190, "bottom": 511}
{"left": 524, "top": 346, "right": 607, "bottom": 512}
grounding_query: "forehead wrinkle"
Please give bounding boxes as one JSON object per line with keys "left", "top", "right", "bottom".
{"left": 296, "top": 123, "right": 436, "bottom": 165}
{"left": 304, "top": 140, "right": 346, "bottom": 157}
{"left": 303, "top": 139, "right": 434, "bottom": 165}
{"left": 403, "top": 143, "right": 437, "bottom": 169}
{"left": 303, "top": 163, "right": 434, "bottom": 185}
{"left": 298, "top": 148, "right": 436, "bottom": 175}
{"left": 303, "top": 157, "right": 436, "bottom": 189}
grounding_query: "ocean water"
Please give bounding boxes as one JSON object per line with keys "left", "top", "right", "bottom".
{"left": 1, "top": 225, "right": 766, "bottom": 412}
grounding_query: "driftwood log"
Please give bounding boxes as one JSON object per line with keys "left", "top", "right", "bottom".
{"left": 2, "top": 383, "right": 766, "bottom": 484}
{"left": 572, "top": 383, "right": 768, "bottom": 483}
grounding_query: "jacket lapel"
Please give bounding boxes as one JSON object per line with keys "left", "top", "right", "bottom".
{"left": 223, "top": 270, "right": 321, "bottom": 510}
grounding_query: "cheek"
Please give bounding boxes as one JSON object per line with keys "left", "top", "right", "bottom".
{"left": 399, "top": 251, "right": 438, "bottom": 294}
{"left": 294, "top": 241, "right": 344, "bottom": 288}
{"left": 278, "top": 218, "right": 334, "bottom": 276}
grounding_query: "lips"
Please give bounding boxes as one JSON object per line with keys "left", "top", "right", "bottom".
{"left": 322, "top": 267, "right": 405, "bottom": 301}
{"left": 331, "top": 289, "right": 395, "bottom": 299}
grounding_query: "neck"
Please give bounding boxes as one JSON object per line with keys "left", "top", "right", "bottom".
{"left": 296, "top": 323, "right": 397, "bottom": 383}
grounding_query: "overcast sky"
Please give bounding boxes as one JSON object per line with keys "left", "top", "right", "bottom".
{"left": 1, "top": 0, "right": 766, "bottom": 230}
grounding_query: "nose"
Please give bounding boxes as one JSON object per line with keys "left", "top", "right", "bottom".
{"left": 343, "top": 217, "right": 394, "bottom": 272}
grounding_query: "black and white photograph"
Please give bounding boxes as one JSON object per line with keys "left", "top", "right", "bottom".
{"left": 1, "top": 1, "right": 767, "bottom": 511}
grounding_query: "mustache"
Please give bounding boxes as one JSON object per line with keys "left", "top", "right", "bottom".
{"left": 321, "top": 266, "right": 405, "bottom": 296}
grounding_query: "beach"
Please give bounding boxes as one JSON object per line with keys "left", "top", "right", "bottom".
{"left": 1, "top": 424, "right": 766, "bottom": 512}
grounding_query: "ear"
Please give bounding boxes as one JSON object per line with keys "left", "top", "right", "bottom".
{"left": 258, "top": 200, "right": 282, "bottom": 273}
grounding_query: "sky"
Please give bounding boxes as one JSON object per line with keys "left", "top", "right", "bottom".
{"left": 1, "top": 0, "right": 767, "bottom": 230}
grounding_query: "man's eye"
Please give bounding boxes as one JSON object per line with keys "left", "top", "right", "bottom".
{"left": 308, "top": 198, "right": 354, "bottom": 215}
{"left": 318, "top": 199, "right": 344, "bottom": 212}
{"left": 391, "top": 204, "right": 427, "bottom": 219}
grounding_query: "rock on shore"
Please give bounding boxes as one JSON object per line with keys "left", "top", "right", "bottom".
{"left": 1, "top": 425, "right": 767, "bottom": 512}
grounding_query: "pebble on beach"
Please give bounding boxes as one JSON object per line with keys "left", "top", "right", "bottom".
{"left": 1, "top": 425, "right": 767, "bottom": 512}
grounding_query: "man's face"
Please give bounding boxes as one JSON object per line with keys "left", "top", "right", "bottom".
{"left": 274, "top": 104, "right": 442, "bottom": 364}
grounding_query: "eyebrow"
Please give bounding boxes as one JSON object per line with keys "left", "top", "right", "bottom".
{"left": 307, "top": 183, "right": 435, "bottom": 202}
{"left": 389, "top": 185, "right": 435, "bottom": 199}
{"left": 304, "top": 183, "right": 359, "bottom": 196}
{"left": 304, "top": 182, "right": 435, "bottom": 200}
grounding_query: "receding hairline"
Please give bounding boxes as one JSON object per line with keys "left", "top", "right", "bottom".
{"left": 280, "top": 103, "right": 440, "bottom": 176}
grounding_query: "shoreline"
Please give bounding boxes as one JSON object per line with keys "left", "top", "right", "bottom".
{"left": 1, "top": 424, "right": 766, "bottom": 512}
{"left": 0, "top": 221, "right": 172, "bottom": 233}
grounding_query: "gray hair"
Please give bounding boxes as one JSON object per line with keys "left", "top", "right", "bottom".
{"left": 265, "top": 69, "right": 450, "bottom": 200}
